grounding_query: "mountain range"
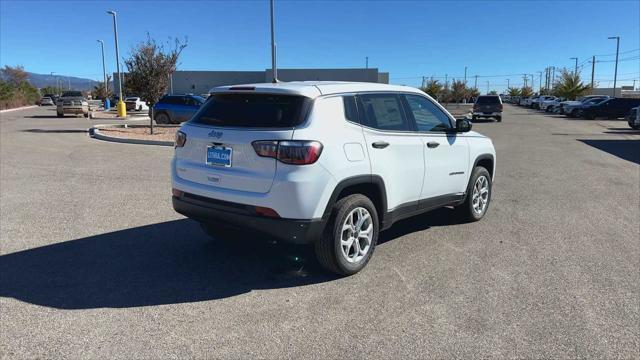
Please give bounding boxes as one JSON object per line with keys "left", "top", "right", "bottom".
{"left": 0, "top": 69, "right": 100, "bottom": 91}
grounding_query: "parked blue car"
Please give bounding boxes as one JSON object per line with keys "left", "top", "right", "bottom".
{"left": 152, "top": 94, "right": 206, "bottom": 124}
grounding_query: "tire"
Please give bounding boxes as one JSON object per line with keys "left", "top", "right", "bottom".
{"left": 155, "top": 112, "right": 171, "bottom": 124}
{"left": 138, "top": 105, "right": 143, "bottom": 112}
{"left": 496, "top": 116, "right": 502, "bottom": 122}
{"left": 56, "top": 112, "right": 63, "bottom": 118}
{"left": 455, "top": 166, "right": 492, "bottom": 222}
{"left": 83, "top": 112, "right": 89, "bottom": 118}
{"left": 472, "top": 115, "right": 477, "bottom": 121}
{"left": 315, "top": 194, "right": 379, "bottom": 276}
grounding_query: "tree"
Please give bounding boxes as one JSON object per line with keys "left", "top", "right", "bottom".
{"left": 123, "top": 33, "right": 187, "bottom": 107}
{"left": 507, "top": 87, "right": 521, "bottom": 97}
{"left": 91, "top": 75, "right": 112, "bottom": 100}
{"left": 422, "top": 79, "right": 442, "bottom": 100}
{"left": 0, "top": 65, "right": 39, "bottom": 109}
{"left": 450, "top": 80, "right": 468, "bottom": 103}
{"left": 2, "top": 65, "right": 29, "bottom": 86}
{"left": 468, "top": 87, "right": 480, "bottom": 99}
{"left": 488, "top": 90, "right": 498, "bottom": 95}
{"left": 520, "top": 86, "right": 534, "bottom": 98}
{"left": 552, "top": 68, "right": 591, "bottom": 100}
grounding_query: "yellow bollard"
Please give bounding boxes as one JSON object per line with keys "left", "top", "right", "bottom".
{"left": 117, "top": 100, "right": 127, "bottom": 118}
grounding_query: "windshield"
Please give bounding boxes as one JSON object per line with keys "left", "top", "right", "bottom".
{"left": 191, "top": 93, "right": 309, "bottom": 128}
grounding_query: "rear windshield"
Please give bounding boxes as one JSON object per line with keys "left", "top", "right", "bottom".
{"left": 62, "top": 91, "right": 82, "bottom": 97}
{"left": 191, "top": 93, "right": 309, "bottom": 128}
{"left": 475, "top": 96, "right": 500, "bottom": 104}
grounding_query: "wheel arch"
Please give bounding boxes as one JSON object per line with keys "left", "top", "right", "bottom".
{"left": 473, "top": 154, "right": 495, "bottom": 179}
{"left": 322, "top": 175, "right": 387, "bottom": 227}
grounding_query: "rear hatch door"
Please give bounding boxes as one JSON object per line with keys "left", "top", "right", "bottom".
{"left": 174, "top": 92, "right": 311, "bottom": 194}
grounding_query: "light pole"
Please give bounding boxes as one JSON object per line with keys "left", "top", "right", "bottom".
{"left": 269, "top": 0, "right": 278, "bottom": 83}
{"left": 608, "top": 36, "right": 620, "bottom": 97}
{"left": 50, "top": 72, "right": 58, "bottom": 93}
{"left": 464, "top": 66, "right": 467, "bottom": 85}
{"left": 570, "top": 57, "right": 578, "bottom": 76}
{"left": 107, "top": 10, "right": 126, "bottom": 117}
{"left": 486, "top": 80, "right": 489, "bottom": 94}
{"left": 97, "top": 40, "right": 109, "bottom": 109}
{"left": 365, "top": 56, "right": 368, "bottom": 69}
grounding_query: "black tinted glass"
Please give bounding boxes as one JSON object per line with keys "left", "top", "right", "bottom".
{"left": 62, "top": 91, "right": 82, "bottom": 97}
{"left": 476, "top": 96, "right": 500, "bottom": 104}
{"left": 191, "top": 93, "right": 308, "bottom": 128}
{"left": 343, "top": 96, "right": 358, "bottom": 123}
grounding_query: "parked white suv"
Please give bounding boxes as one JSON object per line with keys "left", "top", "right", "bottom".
{"left": 171, "top": 82, "right": 496, "bottom": 275}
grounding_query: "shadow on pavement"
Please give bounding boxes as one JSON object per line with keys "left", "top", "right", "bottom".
{"left": 579, "top": 139, "right": 640, "bottom": 165}
{"left": 0, "top": 219, "right": 334, "bottom": 309}
{"left": 22, "top": 129, "right": 88, "bottom": 133}
{"left": 379, "top": 207, "right": 467, "bottom": 245}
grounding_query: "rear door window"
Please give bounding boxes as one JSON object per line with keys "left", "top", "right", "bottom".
{"left": 190, "top": 93, "right": 310, "bottom": 128}
{"left": 358, "top": 93, "right": 413, "bottom": 131}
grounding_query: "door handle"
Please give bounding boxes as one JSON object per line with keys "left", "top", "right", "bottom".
{"left": 371, "top": 141, "right": 389, "bottom": 149}
{"left": 427, "top": 141, "right": 440, "bottom": 148}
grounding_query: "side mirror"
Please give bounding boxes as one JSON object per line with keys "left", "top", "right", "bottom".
{"left": 456, "top": 118, "right": 472, "bottom": 132}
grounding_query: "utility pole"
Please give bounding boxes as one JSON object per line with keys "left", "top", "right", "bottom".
{"left": 523, "top": 74, "right": 527, "bottom": 88}
{"left": 507, "top": 78, "right": 510, "bottom": 89}
{"left": 421, "top": 76, "right": 425, "bottom": 89}
{"left": 570, "top": 57, "right": 578, "bottom": 76}
{"left": 530, "top": 74, "right": 534, "bottom": 92}
{"left": 107, "top": 10, "right": 126, "bottom": 118}
{"left": 445, "top": 74, "right": 448, "bottom": 90}
{"left": 590, "top": 55, "right": 596, "bottom": 90}
{"left": 474, "top": 75, "right": 478, "bottom": 89}
{"left": 538, "top": 71, "right": 543, "bottom": 92}
{"left": 608, "top": 36, "right": 620, "bottom": 97}
{"left": 552, "top": 66, "right": 556, "bottom": 86}
{"left": 486, "top": 81, "right": 489, "bottom": 94}
{"left": 365, "top": 56, "right": 368, "bottom": 69}
{"left": 269, "top": 0, "right": 278, "bottom": 83}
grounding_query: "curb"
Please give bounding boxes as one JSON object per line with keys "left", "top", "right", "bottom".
{"left": 90, "top": 124, "right": 175, "bottom": 147}
{"left": 0, "top": 105, "right": 38, "bottom": 113}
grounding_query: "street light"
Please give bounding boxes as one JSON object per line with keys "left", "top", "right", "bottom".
{"left": 107, "top": 10, "right": 126, "bottom": 117}
{"left": 97, "top": 40, "right": 109, "bottom": 109}
{"left": 608, "top": 36, "right": 620, "bottom": 97}
{"left": 50, "top": 72, "right": 58, "bottom": 93}
{"left": 570, "top": 57, "right": 578, "bottom": 76}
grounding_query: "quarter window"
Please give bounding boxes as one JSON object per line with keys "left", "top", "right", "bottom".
{"left": 404, "top": 95, "right": 453, "bottom": 132}
{"left": 343, "top": 96, "right": 359, "bottom": 123}
{"left": 358, "top": 94, "right": 412, "bottom": 131}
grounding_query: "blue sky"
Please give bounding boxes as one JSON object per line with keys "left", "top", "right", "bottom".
{"left": 1, "top": 0, "right": 638, "bottom": 91}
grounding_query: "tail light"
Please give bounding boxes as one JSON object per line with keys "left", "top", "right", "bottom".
{"left": 252, "top": 140, "right": 323, "bottom": 165}
{"left": 498, "top": 104, "right": 503, "bottom": 111}
{"left": 175, "top": 130, "right": 187, "bottom": 148}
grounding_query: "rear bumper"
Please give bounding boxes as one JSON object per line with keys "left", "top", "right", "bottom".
{"left": 172, "top": 193, "right": 326, "bottom": 244}
{"left": 473, "top": 111, "right": 502, "bottom": 117}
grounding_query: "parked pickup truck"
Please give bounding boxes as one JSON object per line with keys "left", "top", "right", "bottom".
{"left": 56, "top": 91, "right": 89, "bottom": 118}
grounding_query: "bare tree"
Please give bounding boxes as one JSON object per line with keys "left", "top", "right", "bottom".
{"left": 123, "top": 34, "right": 187, "bottom": 107}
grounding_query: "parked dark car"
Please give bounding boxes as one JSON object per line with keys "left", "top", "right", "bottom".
{"left": 151, "top": 94, "right": 206, "bottom": 124}
{"left": 579, "top": 98, "right": 640, "bottom": 120}
{"left": 472, "top": 95, "right": 503, "bottom": 122}
{"left": 626, "top": 106, "right": 639, "bottom": 130}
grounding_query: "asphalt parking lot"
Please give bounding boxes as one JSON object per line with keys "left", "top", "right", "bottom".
{"left": 1, "top": 105, "right": 638, "bottom": 358}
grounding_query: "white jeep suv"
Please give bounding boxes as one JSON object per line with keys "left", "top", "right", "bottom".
{"left": 172, "top": 82, "right": 496, "bottom": 275}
